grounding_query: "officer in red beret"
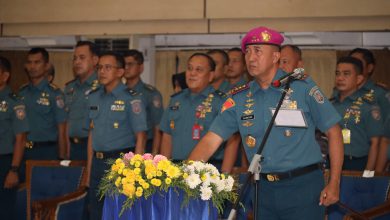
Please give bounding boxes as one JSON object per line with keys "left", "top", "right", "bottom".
{"left": 189, "top": 26, "right": 344, "bottom": 219}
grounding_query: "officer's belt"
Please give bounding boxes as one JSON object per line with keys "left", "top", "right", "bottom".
{"left": 94, "top": 147, "right": 133, "bottom": 160}
{"left": 261, "top": 163, "right": 322, "bottom": 182}
{"left": 25, "top": 141, "right": 57, "bottom": 149}
{"left": 69, "top": 137, "right": 88, "bottom": 145}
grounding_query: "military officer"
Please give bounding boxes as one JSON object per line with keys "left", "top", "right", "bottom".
{"left": 332, "top": 56, "right": 383, "bottom": 171}
{"left": 207, "top": 49, "right": 230, "bottom": 93}
{"left": 280, "top": 44, "right": 304, "bottom": 74}
{"left": 189, "top": 26, "right": 344, "bottom": 220}
{"left": 347, "top": 48, "right": 390, "bottom": 173}
{"left": 65, "top": 41, "right": 99, "bottom": 160}
{"left": 226, "top": 47, "right": 248, "bottom": 90}
{"left": 0, "top": 56, "right": 29, "bottom": 220}
{"left": 123, "top": 49, "right": 163, "bottom": 155}
{"left": 160, "top": 53, "right": 228, "bottom": 165}
{"left": 87, "top": 51, "right": 147, "bottom": 220}
{"left": 19, "top": 48, "right": 67, "bottom": 163}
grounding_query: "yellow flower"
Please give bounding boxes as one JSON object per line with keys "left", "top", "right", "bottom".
{"left": 135, "top": 190, "right": 143, "bottom": 197}
{"left": 115, "top": 158, "right": 123, "bottom": 164}
{"left": 165, "top": 178, "right": 172, "bottom": 185}
{"left": 157, "top": 170, "right": 163, "bottom": 177}
{"left": 147, "top": 174, "right": 153, "bottom": 179}
{"left": 142, "top": 183, "right": 150, "bottom": 189}
{"left": 221, "top": 174, "right": 226, "bottom": 179}
{"left": 201, "top": 174, "right": 207, "bottom": 181}
{"left": 166, "top": 166, "right": 180, "bottom": 178}
{"left": 122, "top": 183, "right": 135, "bottom": 197}
{"left": 115, "top": 177, "right": 122, "bottom": 187}
{"left": 134, "top": 167, "right": 141, "bottom": 175}
{"left": 151, "top": 178, "right": 162, "bottom": 187}
{"left": 134, "top": 161, "right": 141, "bottom": 168}
{"left": 183, "top": 173, "right": 189, "bottom": 179}
{"left": 157, "top": 160, "right": 169, "bottom": 170}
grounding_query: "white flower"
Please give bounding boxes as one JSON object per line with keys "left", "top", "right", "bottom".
{"left": 192, "top": 161, "right": 205, "bottom": 172}
{"left": 215, "top": 179, "right": 225, "bottom": 193}
{"left": 200, "top": 185, "right": 212, "bottom": 200}
{"left": 205, "top": 163, "right": 219, "bottom": 175}
{"left": 224, "top": 176, "right": 234, "bottom": 191}
{"left": 186, "top": 173, "right": 201, "bottom": 189}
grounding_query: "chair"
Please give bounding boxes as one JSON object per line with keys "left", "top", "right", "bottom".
{"left": 25, "top": 160, "right": 88, "bottom": 220}
{"left": 326, "top": 170, "right": 390, "bottom": 220}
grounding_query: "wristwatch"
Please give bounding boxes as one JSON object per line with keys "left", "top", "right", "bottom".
{"left": 9, "top": 166, "right": 19, "bottom": 173}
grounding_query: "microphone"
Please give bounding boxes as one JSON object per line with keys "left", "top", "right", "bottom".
{"left": 272, "top": 68, "right": 305, "bottom": 87}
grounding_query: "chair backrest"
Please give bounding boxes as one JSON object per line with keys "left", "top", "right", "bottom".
{"left": 326, "top": 170, "right": 390, "bottom": 220}
{"left": 26, "top": 160, "right": 87, "bottom": 220}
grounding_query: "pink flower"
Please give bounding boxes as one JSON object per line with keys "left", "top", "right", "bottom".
{"left": 142, "top": 153, "right": 153, "bottom": 160}
{"left": 123, "top": 152, "right": 135, "bottom": 161}
{"left": 153, "top": 155, "right": 167, "bottom": 165}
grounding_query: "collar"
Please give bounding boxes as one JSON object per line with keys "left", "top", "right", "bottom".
{"left": 108, "top": 82, "right": 127, "bottom": 98}
{"left": 186, "top": 85, "right": 215, "bottom": 99}
{"left": 334, "top": 89, "right": 363, "bottom": 102}
{"left": 251, "top": 69, "right": 284, "bottom": 94}
{"left": 362, "top": 79, "right": 375, "bottom": 90}
{"left": 133, "top": 79, "right": 144, "bottom": 91}
{"left": 30, "top": 78, "right": 49, "bottom": 91}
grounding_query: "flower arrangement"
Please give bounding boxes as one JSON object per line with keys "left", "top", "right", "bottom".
{"left": 99, "top": 152, "right": 237, "bottom": 215}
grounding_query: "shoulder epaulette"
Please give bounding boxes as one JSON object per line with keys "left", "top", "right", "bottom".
{"left": 214, "top": 90, "right": 227, "bottom": 98}
{"left": 144, "top": 83, "right": 156, "bottom": 91}
{"left": 170, "top": 90, "right": 183, "bottom": 98}
{"left": 19, "top": 83, "right": 29, "bottom": 90}
{"left": 49, "top": 83, "right": 60, "bottom": 90}
{"left": 362, "top": 89, "right": 375, "bottom": 104}
{"left": 228, "top": 84, "right": 250, "bottom": 95}
{"left": 128, "top": 88, "right": 138, "bottom": 96}
{"left": 375, "top": 82, "right": 389, "bottom": 90}
{"left": 65, "top": 78, "right": 77, "bottom": 86}
{"left": 88, "top": 87, "right": 99, "bottom": 95}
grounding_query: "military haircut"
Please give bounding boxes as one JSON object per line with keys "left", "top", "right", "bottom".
{"left": 76, "top": 41, "right": 99, "bottom": 56}
{"left": 207, "top": 49, "right": 229, "bottom": 66}
{"left": 122, "top": 49, "right": 144, "bottom": 64}
{"left": 0, "top": 56, "right": 11, "bottom": 73}
{"left": 337, "top": 56, "right": 364, "bottom": 75}
{"left": 28, "top": 47, "right": 49, "bottom": 63}
{"left": 349, "top": 48, "right": 376, "bottom": 65}
{"left": 188, "top": 53, "right": 216, "bottom": 72}
{"left": 281, "top": 44, "right": 303, "bottom": 60}
{"left": 99, "top": 51, "right": 125, "bottom": 69}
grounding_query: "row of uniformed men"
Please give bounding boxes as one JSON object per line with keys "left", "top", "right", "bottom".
{"left": 0, "top": 42, "right": 250, "bottom": 219}
{"left": 279, "top": 45, "right": 390, "bottom": 173}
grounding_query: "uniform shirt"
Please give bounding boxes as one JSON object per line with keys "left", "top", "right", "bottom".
{"left": 160, "top": 85, "right": 226, "bottom": 160}
{"left": 332, "top": 89, "right": 384, "bottom": 157}
{"left": 19, "top": 79, "right": 67, "bottom": 142}
{"left": 88, "top": 83, "right": 147, "bottom": 152}
{"left": 210, "top": 69, "right": 341, "bottom": 173}
{"left": 361, "top": 79, "right": 390, "bottom": 120}
{"left": 218, "top": 80, "right": 230, "bottom": 93}
{"left": 0, "top": 86, "right": 29, "bottom": 154}
{"left": 64, "top": 73, "right": 99, "bottom": 138}
{"left": 131, "top": 80, "right": 163, "bottom": 140}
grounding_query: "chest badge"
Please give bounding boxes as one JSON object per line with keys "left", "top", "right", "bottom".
{"left": 245, "top": 135, "right": 256, "bottom": 148}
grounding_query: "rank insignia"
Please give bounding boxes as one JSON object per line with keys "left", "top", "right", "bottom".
{"left": 221, "top": 98, "right": 235, "bottom": 113}
{"left": 242, "top": 121, "right": 253, "bottom": 127}
{"left": 245, "top": 103, "right": 254, "bottom": 108}
{"left": 246, "top": 135, "right": 256, "bottom": 148}
{"left": 243, "top": 109, "right": 254, "bottom": 115}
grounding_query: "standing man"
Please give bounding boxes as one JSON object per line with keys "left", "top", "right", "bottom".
{"left": 65, "top": 41, "right": 99, "bottom": 160}
{"left": 189, "top": 27, "right": 344, "bottom": 219}
{"left": 0, "top": 56, "right": 29, "bottom": 220}
{"left": 87, "top": 52, "right": 147, "bottom": 220}
{"left": 226, "top": 47, "right": 248, "bottom": 90}
{"left": 207, "top": 49, "right": 230, "bottom": 93}
{"left": 160, "top": 53, "right": 228, "bottom": 168}
{"left": 280, "top": 44, "right": 304, "bottom": 74}
{"left": 348, "top": 48, "right": 390, "bottom": 173}
{"left": 19, "top": 48, "right": 67, "bottom": 163}
{"left": 332, "top": 57, "right": 383, "bottom": 171}
{"left": 123, "top": 49, "right": 163, "bottom": 154}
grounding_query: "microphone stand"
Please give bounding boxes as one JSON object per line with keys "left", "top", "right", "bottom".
{"left": 228, "top": 77, "right": 292, "bottom": 220}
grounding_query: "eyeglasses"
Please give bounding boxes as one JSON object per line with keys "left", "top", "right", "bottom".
{"left": 97, "top": 64, "right": 120, "bottom": 72}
